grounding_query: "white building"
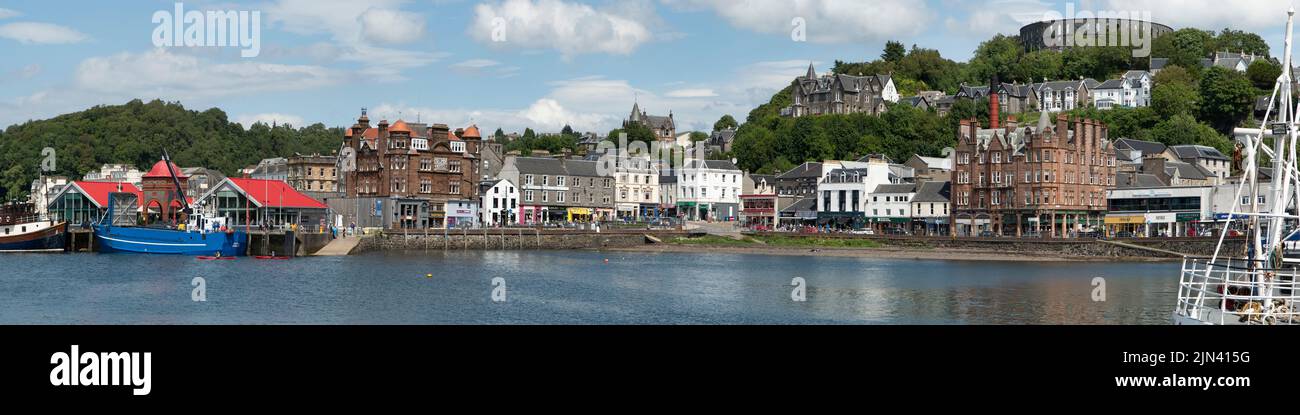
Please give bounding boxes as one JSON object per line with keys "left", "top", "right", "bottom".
{"left": 615, "top": 155, "right": 660, "bottom": 220}
{"left": 1092, "top": 71, "right": 1151, "bottom": 110}
{"left": 867, "top": 183, "right": 917, "bottom": 230}
{"left": 816, "top": 161, "right": 899, "bottom": 229}
{"left": 28, "top": 176, "right": 70, "bottom": 216}
{"left": 910, "top": 181, "right": 951, "bottom": 235}
{"left": 676, "top": 159, "right": 743, "bottom": 221}
{"left": 480, "top": 179, "right": 519, "bottom": 227}
{"left": 82, "top": 164, "right": 143, "bottom": 187}
{"left": 446, "top": 199, "right": 479, "bottom": 228}
{"left": 1106, "top": 185, "right": 1215, "bottom": 237}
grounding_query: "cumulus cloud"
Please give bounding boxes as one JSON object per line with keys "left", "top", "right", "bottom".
{"left": 663, "top": 0, "right": 932, "bottom": 43}
{"left": 235, "top": 113, "right": 306, "bottom": 128}
{"left": 359, "top": 8, "right": 426, "bottom": 44}
{"left": 74, "top": 48, "right": 342, "bottom": 99}
{"left": 1103, "top": 0, "right": 1290, "bottom": 29}
{"left": 0, "top": 22, "right": 89, "bottom": 44}
{"left": 0, "top": 49, "right": 343, "bottom": 127}
{"left": 265, "top": 0, "right": 440, "bottom": 80}
{"left": 665, "top": 88, "right": 718, "bottom": 98}
{"left": 0, "top": 8, "right": 19, "bottom": 19}
{"left": 468, "top": 0, "right": 653, "bottom": 58}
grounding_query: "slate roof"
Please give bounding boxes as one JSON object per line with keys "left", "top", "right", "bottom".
{"left": 777, "top": 162, "right": 823, "bottom": 179}
{"left": 1117, "top": 172, "right": 1167, "bottom": 188}
{"left": 872, "top": 183, "right": 918, "bottom": 194}
{"left": 1115, "top": 138, "right": 1167, "bottom": 155}
{"left": 513, "top": 157, "right": 568, "bottom": 176}
{"left": 781, "top": 197, "right": 817, "bottom": 213}
{"left": 1170, "top": 145, "right": 1230, "bottom": 161}
{"left": 910, "top": 181, "right": 951, "bottom": 203}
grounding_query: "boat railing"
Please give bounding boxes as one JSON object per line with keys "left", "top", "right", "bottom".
{"left": 1176, "top": 257, "right": 1300, "bottom": 325}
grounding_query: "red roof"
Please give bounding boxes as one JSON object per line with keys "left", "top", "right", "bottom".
{"left": 143, "top": 159, "right": 187, "bottom": 178}
{"left": 390, "top": 120, "right": 411, "bottom": 133}
{"left": 462, "top": 125, "right": 481, "bottom": 138}
{"left": 70, "top": 181, "right": 142, "bottom": 208}
{"left": 226, "top": 178, "right": 327, "bottom": 209}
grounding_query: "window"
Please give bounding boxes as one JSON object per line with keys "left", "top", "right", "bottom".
{"left": 543, "top": 176, "right": 549, "bottom": 186}
{"left": 525, "top": 190, "right": 534, "bottom": 202}
{"left": 525, "top": 175, "right": 534, "bottom": 186}
{"left": 557, "top": 176, "right": 566, "bottom": 186}
{"left": 450, "top": 183, "right": 460, "bottom": 195}
{"left": 557, "top": 191, "right": 565, "bottom": 203}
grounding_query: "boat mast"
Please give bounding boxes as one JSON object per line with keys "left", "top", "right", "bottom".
{"left": 1266, "top": 8, "right": 1297, "bottom": 270}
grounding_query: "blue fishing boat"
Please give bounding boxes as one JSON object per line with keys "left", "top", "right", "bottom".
{"left": 93, "top": 151, "right": 246, "bottom": 256}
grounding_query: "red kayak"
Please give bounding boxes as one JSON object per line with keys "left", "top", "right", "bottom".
{"left": 197, "top": 256, "right": 235, "bottom": 260}
{"left": 255, "top": 256, "right": 291, "bottom": 260}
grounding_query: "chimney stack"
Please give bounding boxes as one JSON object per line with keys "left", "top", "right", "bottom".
{"left": 989, "top": 75, "right": 1000, "bottom": 130}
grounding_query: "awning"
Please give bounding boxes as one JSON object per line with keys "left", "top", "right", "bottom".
{"left": 567, "top": 207, "right": 591, "bottom": 215}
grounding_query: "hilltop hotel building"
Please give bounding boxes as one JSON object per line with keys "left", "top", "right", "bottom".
{"left": 951, "top": 111, "right": 1117, "bottom": 237}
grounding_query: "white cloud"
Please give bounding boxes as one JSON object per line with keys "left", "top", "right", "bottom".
{"left": 468, "top": 0, "right": 653, "bottom": 58}
{"left": 236, "top": 113, "right": 306, "bottom": 128}
{"left": 0, "top": 48, "right": 343, "bottom": 127}
{"left": 2, "top": 63, "right": 41, "bottom": 81}
{"left": 1103, "top": 0, "right": 1289, "bottom": 29}
{"left": 265, "top": 0, "right": 441, "bottom": 80}
{"left": 0, "top": 8, "right": 19, "bottom": 20}
{"left": 359, "top": 8, "right": 426, "bottom": 44}
{"left": 665, "top": 88, "right": 718, "bottom": 98}
{"left": 663, "top": 0, "right": 932, "bottom": 43}
{"left": 74, "top": 48, "right": 342, "bottom": 99}
{"left": 451, "top": 59, "right": 500, "bottom": 69}
{"left": 0, "top": 22, "right": 89, "bottom": 44}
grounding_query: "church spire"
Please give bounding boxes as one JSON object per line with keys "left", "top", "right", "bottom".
{"left": 806, "top": 62, "right": 816, "bottom": 79}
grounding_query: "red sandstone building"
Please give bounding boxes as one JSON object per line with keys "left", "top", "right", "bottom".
{"left": 343, "top": 109, "right": 482, "bottom": 228}
{"left": 951, "top": 110, "right": 1117, "bottom": 237}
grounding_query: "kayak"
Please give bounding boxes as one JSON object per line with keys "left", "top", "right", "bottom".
{"left": 197, "top": 256, "right": 235, "bottom": 260}
{"left": 255, "top": 256, "right": 291, "bottom": 260}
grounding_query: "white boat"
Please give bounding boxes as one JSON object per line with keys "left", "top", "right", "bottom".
{"left": 1173, "top": 9, "right": 1300, "bottom": 325}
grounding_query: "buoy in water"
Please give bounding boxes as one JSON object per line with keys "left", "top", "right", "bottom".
{"left": 603, "top": 258, "right": 609, "bottom": 264}
{"left": 426, "top": 273, "right": 433, "bottom": 278}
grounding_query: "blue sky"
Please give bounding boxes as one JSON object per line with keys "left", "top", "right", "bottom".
{"left": 0, "top": 0, "right": 1292, "bottom": 134}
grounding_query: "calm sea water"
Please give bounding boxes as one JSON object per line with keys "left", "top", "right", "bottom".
{"left": 0, "top": 250, "right": 1179, "bottom": 324}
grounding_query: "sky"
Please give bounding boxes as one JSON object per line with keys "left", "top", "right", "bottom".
{"left": 0, "top": 0, "right": 1295, "bottom": 135}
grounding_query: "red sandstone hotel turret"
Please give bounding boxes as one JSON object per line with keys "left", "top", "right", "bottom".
{"left": 950, "top": 99, "right": 1117, "bottom": 238}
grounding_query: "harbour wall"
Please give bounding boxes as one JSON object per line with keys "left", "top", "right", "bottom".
{"left": 769, "top": 234, "right": 1247, "bottom": 259}
{"left": 356, "top": 230, "right": 697, "bottom": 252}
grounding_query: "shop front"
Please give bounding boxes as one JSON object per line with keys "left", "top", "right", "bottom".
{"left": 912, "top": 217, "right": 948, "bottom": 236}
{"left": 1104, "top": 214, "right": 1144, "bottom": 237}
{"left": 817, "top": 211, "right": 865, "bottom": 230}
{"left": 566, "top": 207, "right": 593, "bottom": 222}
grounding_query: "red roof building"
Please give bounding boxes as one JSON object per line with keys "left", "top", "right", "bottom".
{"left": 45, "top": 181, "right": 144, "bottom": 225}
{"left": 194, "top": 177, "right": 330, "bottom": 228}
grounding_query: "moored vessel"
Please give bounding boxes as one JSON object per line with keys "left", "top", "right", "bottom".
{"left": 0, "top": 203, "right": 66, "bottom": 252}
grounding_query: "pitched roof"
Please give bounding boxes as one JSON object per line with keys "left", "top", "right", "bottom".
{"left": 1165, "top": 161, "right": 1210, "bottom": 180}
{"left": 910, "top": 155, "right": 953, "bottom": 170}
{"left": 512, "top": 157, "right": 568, "bottom": 176}
{"left": 1150, "top": 58, "right": 1169, "bottom": 70}
{"left": 1114, "top": 138, "right": 1167, "bottom": 155}
{"left": 462, "top": 125, "right": 481, "bottom": 138}
{"left": 224, "top": 178, "right": 327, "bottom": 209}
{"left": 1170, "top": 144, "right": 1229, "bottom": 161}
{"left": 777, "top": 162, "right": 823, "bottom": 179}
{"left": 389, "top": 120, "right": 412, "bottom": 133}
{"left": 872, "top": 183, "right": 917, "bottom": 194}
{"left": 1117, "top": 172, "right": 1167, "bottom": 188}
{"left": 911, "top": 181, "right": 951, "bottom": 203}
{"left": 1095, "top": 79, "right": 1126, "bottom": 90}
{"left": 57, "top": 181, "right": 143, "bottom": 209}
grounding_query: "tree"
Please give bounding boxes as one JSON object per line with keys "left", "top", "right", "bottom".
{"left": 1153, "top": 65, "right": 1196, "bottom": 87}
{"left": 1213, "top": 29, "right": 1271, "bottom": 57}
{"left": 560, "top": 124, "right": 573, "bottom": 135}
{"left": 967, "top": 34, "right": 1024, "bottom": 82}
{"left": 1014, "top": 50, "right": 1063, "bottom": 83}
{"left": 1199, "top": 66, "right": 1257, "bottom": 132}
{"left": 882, "top": 40, "right": 906, "bottom": 63}
{"left": 1151, "top": 82, "right": 1201, "bottom": 119}
{"left": 713, "top": 114, "right": 738, "bottom": 132}
{"left": 1246, "top": 59, "right": 1282, "bottom": 90}
{"left": 689, "top": 131, "right": 709, "bottom": 142}
{"left": 493, "top": 127, "right": 505, "bottom": 141}
{"left": 1151, "top": 113, "right": 1228, "bottom": 150}
{"left": 1153, "top": 29, "right": 1215, "bottom": 75}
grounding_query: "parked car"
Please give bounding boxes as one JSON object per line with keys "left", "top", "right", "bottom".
{"left": 1116, "top": 231, "right": 1135, "bottom": 238}
{"left": 851, "top": 229, "right": 875, "bottom": 235}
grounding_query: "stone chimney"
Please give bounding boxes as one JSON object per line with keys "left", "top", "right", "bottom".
{"left": 1142, "top": 155, "right": 1168, "bottom": 183}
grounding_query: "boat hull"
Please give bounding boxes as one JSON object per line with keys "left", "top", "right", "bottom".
{"left": 94, "top": 225, "right": 246, "bottom": 256}
{"left": 0, "top": 221, "right": 67, "bottom": 252}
